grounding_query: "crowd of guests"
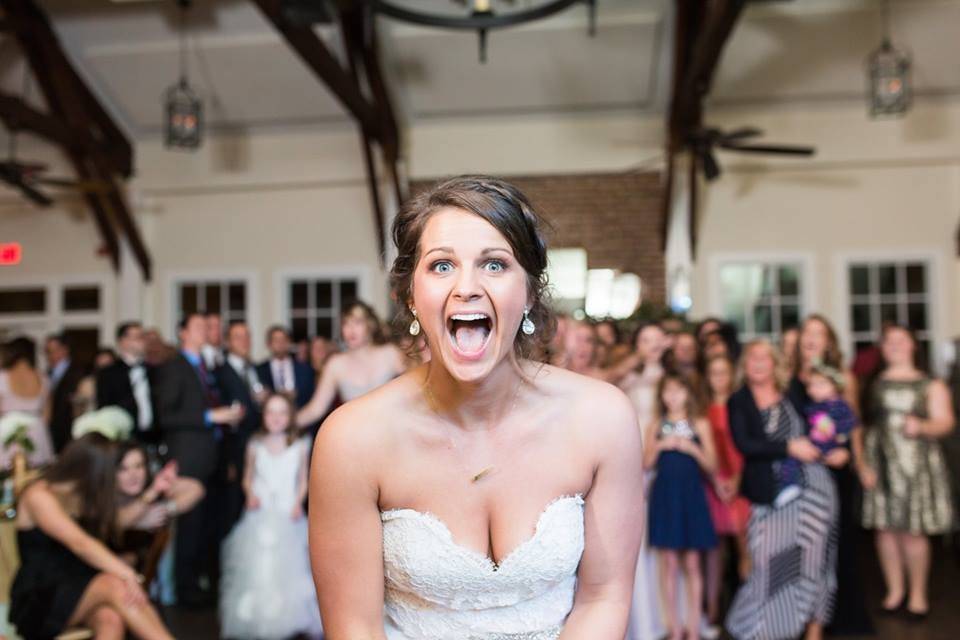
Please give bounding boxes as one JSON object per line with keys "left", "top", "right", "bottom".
{"left": 550, "top": 313, "right": 956, "bottom": 640}
{"left": 0, "top": 300, "right": 956, "bottom": 639}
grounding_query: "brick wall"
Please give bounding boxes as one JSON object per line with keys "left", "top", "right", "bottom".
{"left": 411, "top": 172, "right": 666, "bottom": 304}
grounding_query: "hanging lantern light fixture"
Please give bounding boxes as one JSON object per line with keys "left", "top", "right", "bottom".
{"left": 164, "top": 0, "right": 203, "bottom": 149}
{"left": 867, "top": 0, "right": 911, "bottom": 118}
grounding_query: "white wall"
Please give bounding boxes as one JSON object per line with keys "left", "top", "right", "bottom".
{"left": 692, "top": 99, "right": 960, "bottom": 371}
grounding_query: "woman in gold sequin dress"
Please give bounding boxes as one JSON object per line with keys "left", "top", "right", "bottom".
{"left": 860, "top": 324, "right": 955, "bottom": 619}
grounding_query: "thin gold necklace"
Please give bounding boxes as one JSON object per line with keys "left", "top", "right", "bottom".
{"left": 421, "top": 374, "right": 524, "bottom": 483}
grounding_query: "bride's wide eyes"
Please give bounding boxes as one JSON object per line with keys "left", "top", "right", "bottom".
{"left": 483, "top": 259, "right": 507, "bottom": 273}
{"left": 429, "top": 260, "right": 454, "bottom": 274}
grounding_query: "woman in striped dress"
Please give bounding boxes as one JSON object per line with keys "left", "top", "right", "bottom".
{"left": 726, "top": 340, "right": 844, "bottom": 640}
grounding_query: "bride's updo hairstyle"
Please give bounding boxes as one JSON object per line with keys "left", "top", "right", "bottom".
{"left": 390, "top": 175, "right": 553, "bottom": 359}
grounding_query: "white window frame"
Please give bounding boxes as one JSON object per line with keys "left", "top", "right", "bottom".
{"left": 0, "top": 273, "right": 115, "bottom": 369}
{"left": 165, "top": 269, "right": 260, "bottom": 349}
{"left": 834, "top": 249, "right": 942, "bottom": 374}
{"left": 707, "top": 251, "right": 816, "bottom": 341}
{"left": 274, "top": 266, "right": 373, "bottom": 345}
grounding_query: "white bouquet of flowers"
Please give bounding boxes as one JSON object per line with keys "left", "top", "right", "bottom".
{"left": 71, "top": 406, "right": 134, "bottom": 442}
{"left": 0, "top": 411, "right": 38, "bottom": 454}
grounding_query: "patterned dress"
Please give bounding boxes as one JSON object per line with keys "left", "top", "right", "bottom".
{"left": 861, "top": 378, "right": 954, "bottom": 534}
{"left": 726, "top": 399, "right": 838, "bottom": 640}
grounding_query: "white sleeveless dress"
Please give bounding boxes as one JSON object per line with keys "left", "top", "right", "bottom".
{"left": 219, "top": 437, "right": 323, "bottom": 639}
{"left": 380, "top": 494, "right": 586, "bottom": 639}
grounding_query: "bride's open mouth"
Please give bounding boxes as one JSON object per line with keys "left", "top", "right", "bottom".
{"left": 446, "top": 312, "right": 493, "bottom": 361}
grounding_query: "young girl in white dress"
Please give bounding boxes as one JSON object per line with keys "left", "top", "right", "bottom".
{"left": 220, "top": 393, "right": 323, "bottom": 639}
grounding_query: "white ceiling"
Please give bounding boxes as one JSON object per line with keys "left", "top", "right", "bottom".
{"left": 2, "top": 0, "right": 959, "bottom": 139}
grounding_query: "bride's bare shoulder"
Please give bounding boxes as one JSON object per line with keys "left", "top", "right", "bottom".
{"left": 312, "top": 369, "right": 421, "bottom": 457}
{"left": 530, "top": 363, "right": 638, "bottom": 438}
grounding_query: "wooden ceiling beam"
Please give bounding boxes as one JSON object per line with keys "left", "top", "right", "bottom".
{"left": 253, "top": 0, "right": 384, "bottom": 140}
{"left": 4, "top": 0, "right": 151, "bottom": 280}
{"left": 0, "top": 92, "right": 81, "bottom": 148}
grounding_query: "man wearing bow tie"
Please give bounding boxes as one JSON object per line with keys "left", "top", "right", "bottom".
{"left": 97, "top": 322, "right": 158, "bottom": 444}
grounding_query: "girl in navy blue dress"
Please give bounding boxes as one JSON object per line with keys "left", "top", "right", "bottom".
{"left": 643, "top": 372, "right": 718, "bottom": 640}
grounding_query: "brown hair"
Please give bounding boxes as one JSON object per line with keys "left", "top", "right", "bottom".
{"left": 341, "top": 300, "right": 386, "bottom": 345}
{"left": 793, "top": 314, "right": 844, "bottom": 375}
{"left": 657, "top": 371, "right": 702, "bottom": 421}
{"left": 256, "top": 393, "right": 300, "bottom": 446}
{"left": 116, "top": 441, "right": 152, "bottom": 502}
{"left": 703, "top": 354, "right": 735, "bottom": 402}
{"left": 389, "top": 175, "right": 553, "bottom": 359}
{"left": 40, "top": 433, "right": 120, "bottom": 543}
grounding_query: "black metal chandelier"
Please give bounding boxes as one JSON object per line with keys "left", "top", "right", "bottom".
{"left": 164, "top": 0, "right": 203, "bottom": 149}
{"left": 369, "top": 0, "right": 597, "bottom": 63}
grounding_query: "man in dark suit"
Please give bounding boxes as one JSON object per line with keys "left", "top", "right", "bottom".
{"left": 216, "top": 320, "right": 266, "bottom": 534}
{"left": 44, "top": 333, "right": 85, "bottom": 453}
{"left": 256, "top": 325, "right": 315, "bottom": 409}
{"left": 155, "top": 313, "right": 243, "bottom": 606}
{"left": 96, "top": 321, "right": 158, "bottom": 444}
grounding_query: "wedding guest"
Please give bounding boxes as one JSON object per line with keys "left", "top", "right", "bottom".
{"left": 257, "top": 326, "right": 315, "bottom": 410}
{"left": 860, "top": 324, "right": 954, "bottom": 620}
{"left": 97, "top": 322, "right": 158, "bottom": 445}
{"left": 45, "top": 333, "right": 85, "bottom": 453}
{"left": 0, "top": 337, "right": 54, "bottom": 469}
{"left": 202, "top": 312, "right": 225, "bottom": 370}
{"left": 154, "top": 313, "right": 243, "bottom": 606}
{"left": 10, "top": 434, "right": 174, "bottom": 638}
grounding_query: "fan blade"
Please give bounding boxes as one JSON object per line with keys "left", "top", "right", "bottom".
{"left": 701, "top": 149, "right": 722, "bottom": 181}
{"left": 33, "top": 177, "right": 113, "bottom": 193}
{"left": 1, "top": 178, "right": 54, "bottom": 206}
{"left": 721, "top": 143, "right": 815, "bottom": 156}
{"left": 720, "top": 127, "right": 763, "bottom": 143}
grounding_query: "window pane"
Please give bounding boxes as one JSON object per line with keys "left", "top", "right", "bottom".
{"left": 778, "top": 266, "right": 800, "bottom": 297}
{"left": 878, "top": 264, "right": 897, "bottom": 295}
{"left": 228, "top": 283, "right": 246, "bottom": 312}
{"left": 852, "top": 304, "right": 872, "bottom": 332}
{"left": 290, "top": 282, "right": 308, "bottom": 310}
{"left": 753, "top": 304, "right": 773, "bottom": 334}
{"left": 781, "top": 304, "right": 799, "bottom": 331}
{"left": 880, "top": 303, "right": 898, "bottom": 324}
{"left": 0, "top": 288, "right": 46, "bottom": 313}
{"left": 758, "top": 267, "right": 775, "bottom": 297}
{"left": 292, "top": 317, "right": 309, "bottom": 343}
{"left": 205, "top": 285, "right": 221, "bottom": 314}
{"left": 180, "top": 285, "right": 198, "bottom": 315}
{"left": 315, "top": 281, "right": 333, "bottom": 309}
{"left": 315, "top": 317, "right": 334, "bottom": 340}
{"left": 849, "top": 266, "right": 870, "bottom": 295}
{"left": 62, "top": 286, "right": 100, "bottom": 312}
{"left": 341, "top": 280, "right": 358, "bottom": 305}
{"left": 908, "top": 303, "right": 928, "bottom": 331}
{"left": 905, "top": 264, "right": 926, "bottom": 294}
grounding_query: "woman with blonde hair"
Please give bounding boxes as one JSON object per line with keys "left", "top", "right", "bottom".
{"left": 726, "top": 340, "right": 844, "bottom": 640}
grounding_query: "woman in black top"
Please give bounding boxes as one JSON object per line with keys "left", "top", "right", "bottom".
{"left": 10, "top": 434, "right": 173, "bottom": 639}
{"left": 725, "top": 340, "right": 845, "bottom": 640}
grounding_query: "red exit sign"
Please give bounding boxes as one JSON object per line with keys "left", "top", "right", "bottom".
{"left": 0, "top": 243, "right": 22, "bottom": 266}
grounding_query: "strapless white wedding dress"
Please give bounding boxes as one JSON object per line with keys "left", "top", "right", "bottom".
{"left": 381, "top": 494, "right": 585, "bottom": 639}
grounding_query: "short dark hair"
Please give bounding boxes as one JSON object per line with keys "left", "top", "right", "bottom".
{"left": 266, "top": 325, "right": 290, "bottom": 343}
{"left": 115, "top": 321, "right": 142, "bottom": 342}
{"left": 46, "top": 332, "right": 71, "bottom": 352}
{"left": 178, "top": 313, "right": 204, "bottom": 332}
{"left": 205, "top": 311, "right": 222, "bottom": 320}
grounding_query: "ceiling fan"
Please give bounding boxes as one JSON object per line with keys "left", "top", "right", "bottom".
{"left": 687, "top": 126, "right": 815, "bottom": 182}
{"left": 0, "top": 131, "right": 111, "bottom": 207}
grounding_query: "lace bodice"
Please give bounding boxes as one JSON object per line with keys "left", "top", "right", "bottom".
{"left": 381, "top": 495, "right": 585, "bottom": 639}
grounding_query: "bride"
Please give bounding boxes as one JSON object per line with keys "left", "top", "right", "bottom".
{"left": 308, "top": 175, "right": 645, "bottom": 639}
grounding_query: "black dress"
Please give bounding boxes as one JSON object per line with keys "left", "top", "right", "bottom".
{"left": 10, "top": 528, "right": 98, "bottom": 639}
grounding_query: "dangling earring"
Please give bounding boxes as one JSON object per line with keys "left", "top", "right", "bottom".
{"left": 409, "top": 308, "right": 421, "bottom": 336}
{"left": 521, "top": 308, "right": 535, "bottom": 336}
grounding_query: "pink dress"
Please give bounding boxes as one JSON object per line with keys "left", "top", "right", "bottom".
{"left": 0, "top": 370, "right": 55, "bottom": 469}
{"left": 705, "top": 403, "right": 750, "bottom": 535}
